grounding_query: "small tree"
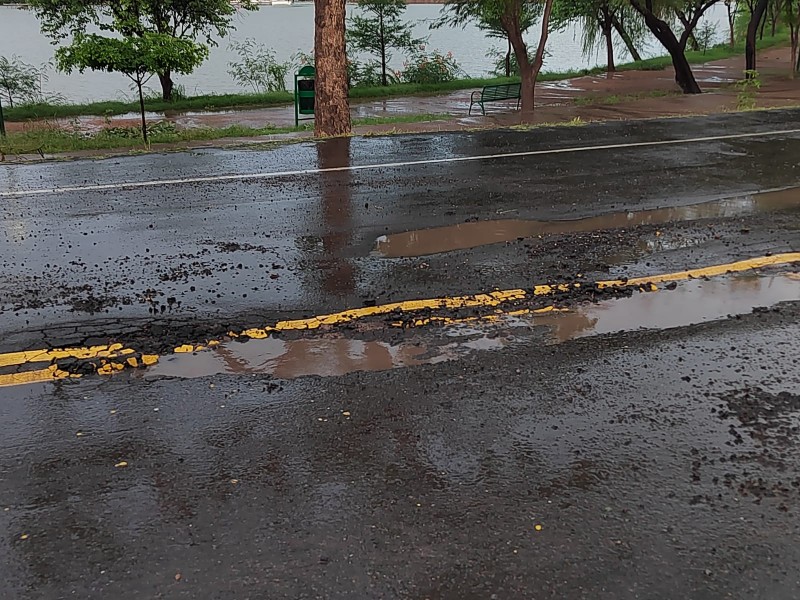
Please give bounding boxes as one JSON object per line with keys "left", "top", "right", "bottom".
{"left": 56, "top": 33, "right": 207, "bottom": 143}
{"left": 0, "top": 56, "right": 41, "bottom": 108}
{"left": 348, "top": 0, "right": 424, "bottom": 86}
{"left": 29, "top": 0, "right": 253, "bottom": 101}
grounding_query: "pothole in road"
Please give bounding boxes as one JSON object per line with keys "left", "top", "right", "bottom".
{"left": 144, "top": 273, "right": 800, "bottom": 383}
{"left": 145, "top": 332, "right": 511, "bottom": 381}
{"left": 373, "top": 187, "right": 800, "bottom": 258}
{"left": 523, "top": 273, "right": 800, "bottom": 342}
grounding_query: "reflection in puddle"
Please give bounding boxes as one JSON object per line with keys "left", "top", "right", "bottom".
{"left": 147, "top": 333, "right": 508, "bottom": 381}
{"left": 530, "top": 274, "right": 800, "bottom": 343}
{"left": 374, "top": 187, "right": 800, "bottom": 258}
{"left": 146, "top": 274, "right": 799, "bottom": 383}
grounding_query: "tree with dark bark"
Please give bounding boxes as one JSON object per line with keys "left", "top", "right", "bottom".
{"left": 28, "top": 0, "right": 253, "bottom": 101}
{"left": 347, "top": 0, "right": 423, "bottom": 86}
{"left": 315, "top": 0, "right": 352, "bottom": 137}
{"left": 745, "top": 0, "right": 770, "bottom": 72}
{"left": 611, "top": 10, "right": 645, "bottom": 59}
{"left": 438, "top": 0, "right": 555, "bottom": 117}
{"left": 629, "top": 0, "right": 719, "bottom": 93}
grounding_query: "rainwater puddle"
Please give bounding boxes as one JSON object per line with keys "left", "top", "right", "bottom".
{"left": 374, "top": 187, "right": 800, "bottom": 258}
{"left": 526, "top": 273, "right": 800, "bottom": 343}
{"left": 146, "top": 333, "right": 509, "bottom": 381}
{"left": 144, "top": 273, "right": 799, "bottom": 383}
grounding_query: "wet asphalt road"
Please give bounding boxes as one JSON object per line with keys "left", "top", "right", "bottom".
{"left": 2, "top": 110, "right": 800, "bottom": 599}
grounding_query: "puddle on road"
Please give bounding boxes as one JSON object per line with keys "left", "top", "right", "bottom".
{"left": 145, "top": 273, "right": 799, "bottom": 383}
{"left": 146, "top": 333, "right": 508, "bottom": 381}
{"left": 374, "top": 187, "right": 800, "bottom": 258}
{"left": 528, "top": 273, "right": 800, "bottom": 342}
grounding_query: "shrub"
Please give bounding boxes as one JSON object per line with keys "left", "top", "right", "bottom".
{"left": 400, "top": 47, "right": 463, "bottom": 84}
{"left": 228, "top": 39, "right": 291, "bottom": 94}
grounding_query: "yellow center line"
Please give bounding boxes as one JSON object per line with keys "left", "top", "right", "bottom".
{"left": 0, "top": 365, "right": 78, "bottom": 388}
{"left": 0, "top": 253, "right": 797, "bottom": 388}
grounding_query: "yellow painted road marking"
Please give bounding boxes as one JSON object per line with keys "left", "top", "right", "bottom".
{"left": 0, "top": 253, "right": 798, "bottom": 388}
{"left": 0, "top": 365, "right": 79, "bottom": 388}
{"left": 0, "top": 343, "right": 134, "bottom": 369}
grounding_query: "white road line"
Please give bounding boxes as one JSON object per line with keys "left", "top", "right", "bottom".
{"left": 2, "top": 127, "right": 799, "bottom": 198}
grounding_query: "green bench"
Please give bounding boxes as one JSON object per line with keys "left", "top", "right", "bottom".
{"left": 469, "top": 83, "right": 522, "bottom": 115}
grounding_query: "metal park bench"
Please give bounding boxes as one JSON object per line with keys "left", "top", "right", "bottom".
{"left": 468, "top": 83, "right": 522, "bottom": 116}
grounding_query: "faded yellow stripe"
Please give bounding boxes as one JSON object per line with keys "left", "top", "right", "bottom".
{"left": 0, "top": 365, "right": 78, "bottom": 388}
{"left": 0, "top": 343, "right": 134, "bottom": 369}
{"left": 599, "top": 253, "right": 800, "bottom": 287}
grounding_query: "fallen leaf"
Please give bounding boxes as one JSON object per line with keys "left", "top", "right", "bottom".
{"left": 19, "top": 533, "right": 29, "bottom": 540}
{"left": 342, "top": 411, "right": 351, "bottom": 417}
{"left": 115, "top": 461, "right": 128, "bottom": 468}
{"left": 174, "top": 573, "right": 182, "bottom": 582}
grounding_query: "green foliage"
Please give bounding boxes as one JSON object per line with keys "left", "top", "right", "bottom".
{"left": 56, "top": 32, "right": 208, "bottom": 142}
{"left": 347, "top": 0, "right": 424, "bottom": 85}
{"left": 735, "top": 69, "right": 761, "bottom": 109}
{"left": 694, "top": 20, "right": 718, "bottom": 52}
{"left": 400, "top": 47, "right": 464, "bottom": 84}
{"left": 56, "top": 33, "right": 208, "bottom": 81}
{"left": 551, "top": 0, "right": 646, "bottom": 66}
{"left": 227, "top": 39, "right": 292, "bottom": 93}
{"left": 351, "top": 59, "right": 401, "bottom": 86}
{"left": 435, "top": 0, "right": 540, "bottom": 36}
{"left": 27, "top": 0, "right": 252, "bottom": 99}
{"left": 0, "top": 56, "right": 42, "bottom": 108}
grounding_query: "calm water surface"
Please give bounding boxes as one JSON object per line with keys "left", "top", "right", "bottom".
{"left": 0, "top": 4, "right": 727, "bottom": 102}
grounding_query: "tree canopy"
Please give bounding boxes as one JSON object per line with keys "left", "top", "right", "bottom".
{"left": 28, "top": 0, "right": 252, "bottom": 99}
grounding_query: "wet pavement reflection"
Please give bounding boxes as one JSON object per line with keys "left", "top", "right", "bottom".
{"left": 374, "top": 187, "right": 800, "bottom": 257}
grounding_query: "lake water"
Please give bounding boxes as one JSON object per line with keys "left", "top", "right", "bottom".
{"left": 0, "top": 4, "right": 728, "bottom": 102}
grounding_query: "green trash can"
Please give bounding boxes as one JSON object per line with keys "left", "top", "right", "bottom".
{"left": 294, "top": 66, "right": 315, "bottom": 127}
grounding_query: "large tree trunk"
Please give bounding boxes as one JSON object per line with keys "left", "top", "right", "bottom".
{"left": 746, "top": 0, "right": 769, "bottom": 72}
{"left": 158, "top": 71, "right": 174, "bottom": 102}
{"left": 631, "top": 1, "right": 702, "bottom": 93}
{"left": 611, "top": 14, "right": 642, "bottom": 61}
{"left": 315, "top": 0, "right": 352, "bottom": 137}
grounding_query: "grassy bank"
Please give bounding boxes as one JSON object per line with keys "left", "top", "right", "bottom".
{"left": 0, "top": 113, "right": 449, "bottom": 155}
{"left": 3, "top": 32, "right": 788, "bottom": 122}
